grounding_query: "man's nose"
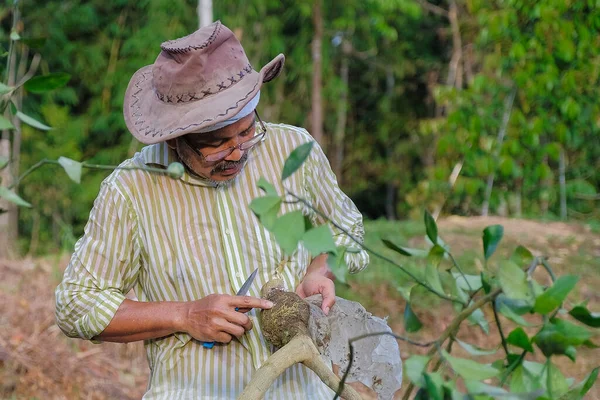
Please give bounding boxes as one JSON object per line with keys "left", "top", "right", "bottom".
{"left": 224, "top": 145, "right": 244, "bottom": 161}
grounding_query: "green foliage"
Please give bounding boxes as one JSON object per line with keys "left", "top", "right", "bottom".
{"left": 281, "top": 141, "right": 314, "bottom": 181}
{"left": 256, "top": 144, "right": 599, "bottom": 399}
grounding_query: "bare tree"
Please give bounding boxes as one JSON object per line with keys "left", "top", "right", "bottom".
{"left": 310, "top": 0, "right": 324, "bottom": 145}
{"left": 197, "top": 0, "right": 213, "bottom": 29}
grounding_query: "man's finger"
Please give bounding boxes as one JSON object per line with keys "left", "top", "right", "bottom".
{"left": 320, "top": 280, "right": 336, "bottom": 315}
{"left": 230, "top": 295, "right": 273, "bottom": 310}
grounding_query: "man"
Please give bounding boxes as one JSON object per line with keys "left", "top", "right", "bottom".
{"left": 55, "top": 21, "right": 368, "bottom": 399}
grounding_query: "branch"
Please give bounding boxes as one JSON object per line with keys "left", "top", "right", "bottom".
{"left": 402, "top": 288, "right": 502, "bottom": 400}
{"left": 416, "top": 0, "right": 448, "bottom": 17}
{"left": 239, "top": 335, "right": 361, "bottom": 400}
{"left": 285, "top": 190, "right": 465, "bottom": 305}
{"left": 492, "top": 302, "right": 509, "bottom": 357}
{"left": 15, "top": 53, "right": 41, "bottom": 89}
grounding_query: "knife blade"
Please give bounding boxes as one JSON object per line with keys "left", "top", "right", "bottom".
{"left": 203, "top": 268, "right": 259, "bottom": 349}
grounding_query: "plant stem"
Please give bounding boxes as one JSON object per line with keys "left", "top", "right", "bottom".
{"left": 8, "top": 159, "right": 57, "bottom": 189}
{"left": 401, "top": 287, "right": 502, "bottom": 400}
{"left": 286, "top": 190, "right": 465, "bottom": 305}
{"left": 546, "top": 358, "right": 553, "bottom": 399}
{"left": 448, "top": 251, "right": 473, "bottom": 292}
{"left": 540, "top": 258, "right": 557, "bottom": 282}
{"left": 499, "top": 350, "right": 526, "bottom": 386}
{"left": 492, "top": 302, "right": 510, "bottom": 357}
{"left": 8, "top": 160, "right": 173, "bottom": 190}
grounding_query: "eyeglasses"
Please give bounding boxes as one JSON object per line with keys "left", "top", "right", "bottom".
{"left": 182, "top": 110, "right": 267, "bottom": 163}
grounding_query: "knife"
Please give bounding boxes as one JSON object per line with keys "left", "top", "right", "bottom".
{"left": 203, "top": 268, "right": 259, "bottom": 349}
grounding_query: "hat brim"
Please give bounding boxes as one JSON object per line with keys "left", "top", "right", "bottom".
{"left": 123, "top": 54, "right": 285, "bottom": 144}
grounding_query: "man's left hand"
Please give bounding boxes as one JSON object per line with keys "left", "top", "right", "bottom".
{"left": 296, "top": 254, "right": 336, "bottom": 315}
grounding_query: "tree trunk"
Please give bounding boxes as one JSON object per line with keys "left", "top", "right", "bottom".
{"left": 198, "top": 0, "right": 213, "bottom": 28}
{"left": 481, "top": 88, "right": 516, "bottom": 216}
{"left": 331, "top": 39, "right": 350, "bottom": 182}
{"left": 559, "top": 149, "right": 567, "bottom": 220}
{"left": 310, "top": 0, "right": 324, "bottom": 145}
{"left": 0, "top": 7, "right": 21, "bottom": 259}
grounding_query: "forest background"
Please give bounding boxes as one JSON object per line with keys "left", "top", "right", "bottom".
{"left": 1, "top": 1, "right": 599, "bottom": 399}
{"left": 1, "top": 0, "right": 599, "bottom": 256}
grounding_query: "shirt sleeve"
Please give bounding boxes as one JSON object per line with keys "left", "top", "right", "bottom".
{"left": 304, "top": 139, "right": 369, "bottom": 273}
{"left": 55, "top": 181, "right": 141, "bottom": 341}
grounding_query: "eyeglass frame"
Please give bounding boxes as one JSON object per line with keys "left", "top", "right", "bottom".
{"left": 181, "top": 110, "right": 267, "bottom": 163}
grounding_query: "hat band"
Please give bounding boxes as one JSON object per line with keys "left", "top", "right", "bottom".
{"left": 194, "top": 91, "right": 260, "bottom": 133}
{"left": 155, "top": 63, "right": 253, "bottom": 104}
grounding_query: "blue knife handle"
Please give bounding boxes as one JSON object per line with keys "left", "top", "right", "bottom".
{"left": 203, "top": 307, "right": 242, "bottom": 349}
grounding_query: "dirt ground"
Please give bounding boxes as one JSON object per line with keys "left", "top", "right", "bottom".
{"left": 0, "top": 216, "right": 598, "bottom": 399}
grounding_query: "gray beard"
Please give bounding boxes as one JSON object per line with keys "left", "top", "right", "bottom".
{"left": 175, "top": 149, "right": 248, "bottom": 188}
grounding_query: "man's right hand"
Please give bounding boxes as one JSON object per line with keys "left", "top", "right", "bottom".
{"left": 179, "top": 294, "right": 273, "bottom": 344}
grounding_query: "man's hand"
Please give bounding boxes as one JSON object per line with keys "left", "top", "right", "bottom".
{"left": 180, "top": 294, "right": 273, "bottom": 343}
{"left": 296, "top": 254, "right": 336, "bottom": 315}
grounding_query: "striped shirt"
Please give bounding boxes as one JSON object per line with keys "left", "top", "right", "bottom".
{"left": 55, "top": 123, "right": 369, "bottom": 399}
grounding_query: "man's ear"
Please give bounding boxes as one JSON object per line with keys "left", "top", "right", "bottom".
{"left": 166, "top": 138, "right": 177, "bottom": 149}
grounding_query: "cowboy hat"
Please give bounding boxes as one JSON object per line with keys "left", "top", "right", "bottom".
{"left": 123, "top": 20, "right": 285, "bottom": 144}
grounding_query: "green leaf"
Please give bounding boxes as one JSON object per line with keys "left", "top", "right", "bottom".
{"left": 0, "top": 186, "right": 32, "bottom": 207}
{"left": 468, "top": 308, "right": 490, "bottom": 334}
{"left": 511, "top": 245, "right": 535, "bottom": 267}
{"left": 250, "top": 196, "right": 281, "bottom": 216}
{"left": 0, "top": 156, "right": 8, "bottom": 170}
{"left": 482, "top": 225, "right": 504, "bottom": 260}
{"left": 404, "top": 355, "right": 430, "bottom": 386}
{"left": 481, "top": 271, "right": 492, "bottom": 294}
{"left": 425, "top": 263, "right": 444, "bottom": 294}
{"left": 452, "top": 272, "right": 482, "bottom": 291}
{"left": 302, "top": 225, "right": 336, "bottom": 256}
{"left": 271, "top": 211, "right": 305, "bottom": 255}
{"left": 456, "top": 339, "right": 497, "bottom": 356}
{"left": 0, "top": 116, "right": 15, "bottom": 130}
{"left": 423, "top": 372, "right": 444, "bottom": 400}
{"left": 558, "top": 367, "right": 599, "bottom": 400}
{"left": 548, "top": 361, "right": 570, "bottom": 398}
{"left": 23, "top": 72, "right": 71, "bottom": 93}
{"left": 58, "top": 156, "right": 82, "bottom": 184}
{"left": 21, "top": 37, "right": 47, "bottom": 48}
{"left": 427, "top": 244, "right": 445, "bottom": 266}
{"left": 496, "top": 295, "right": 534, "bottom": 326}
{"left": 249, "top": 195, "right": 281, "bottom": 230}
{"left": 257, "top": 177, "right": 278, "bottom": 196}
{"left": 0, "top": 83, "right": 13, "bottom": 95}
{"left": 16, "top": 111, "right": 51, "bottom": 131}
{"left": 569, "top": 305, "right": 600, "bottom": 328}
{"left": 498, "top": 260, "right": 531, "bottom": 300}
{"left": 281, "top": 141, "right": 314, "bottom": 180}
{"left": 424, "top": 210, "right": 438, "bottom": 243}
{"left": 442, "top": 350, "right": 500, "bottom": 381}
{"left": 381, "top": 238, "right": 427, "bottom": 257}
{"left": 404, "top": 302, "right": 423, "bottom": 333}
{"left": 534, "top": 275, "right": 579, "bottom": 314}
{"left": 507, "top": 327, "right": 534, "bottom": 352}
{"left": 465, "top": 381, "right": 509, "bottom": 397}
{"left": 326, "top": 246, "right": 348, "bottom": 284}
{"left": 533, "top": 319, "right": 592, "bottom": 358}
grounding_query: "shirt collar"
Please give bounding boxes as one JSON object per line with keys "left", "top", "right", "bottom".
{"left": 142, "top": 142, "right": 218, "bottom": 188}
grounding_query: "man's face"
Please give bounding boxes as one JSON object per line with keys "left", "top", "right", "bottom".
{"left": 170, "top": 112, "right": 258, "bottom": 183}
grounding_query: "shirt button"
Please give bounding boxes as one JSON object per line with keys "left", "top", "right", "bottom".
{"left": 235, "top": 272, "right": 241, "bottom": 278}
{"left": 225, "top": 229, "right": 231, "bottom": 235}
